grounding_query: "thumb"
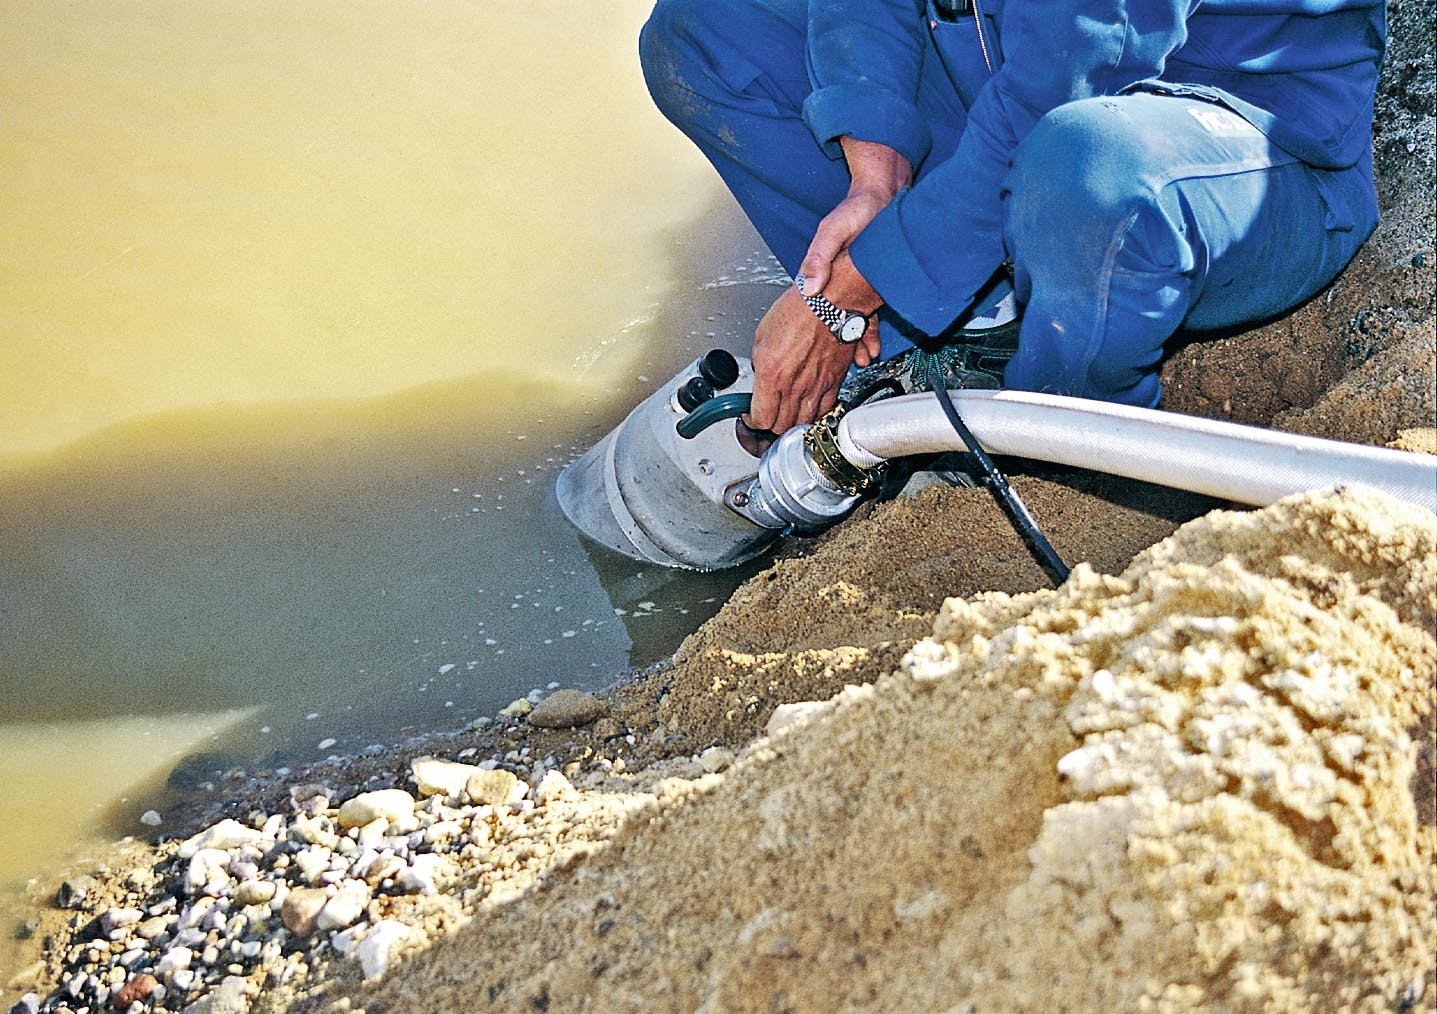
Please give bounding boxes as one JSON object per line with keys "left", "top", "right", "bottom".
{"left": 798, "top": 223, "right": 844, "bottom": 294}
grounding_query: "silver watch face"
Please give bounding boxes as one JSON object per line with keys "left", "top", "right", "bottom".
{"left": 839, "top": 314, "right": 867, "bottom": 343}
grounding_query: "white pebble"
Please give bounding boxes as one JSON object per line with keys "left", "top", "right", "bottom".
{"left": 178, "top": 819, "right": 265, "bottom": 859}
{"left": 338, "top": 789, "right": 416, "bottom": 829}
{"left": 317, "top": 883, "right": 370, "bottom": 932}
{"left": 156, "top": 947, "right": 193, "bottom": 976}
{"left": 183, "top": 850, "right": 232, "bottom": 897}
{"left": 358, "top": 920, "right": 413, "bottom": 980}
{"left": 101, "top": 908, "right": 144, "bottom": 933}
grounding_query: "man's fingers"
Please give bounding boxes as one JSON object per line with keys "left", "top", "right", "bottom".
{"left": 861, "top": 326, "right": 881, "bottom": 365}
{"left": 745, "top": 375, "right": 779, "bottom": 434}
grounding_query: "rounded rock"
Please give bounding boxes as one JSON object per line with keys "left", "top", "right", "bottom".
{"left": 698, "top": 746, "right": 736, "bottom": 773}
{"left": 56, "top": 875, "right": 99, "bottom": 910}
{"left": 177, "top": 818, "right": 265, "bottom": 859}
{"left": 316, "top": 883, "right": 370, "bottom": 931}
{"left": 234, "top": 879, "right": 277, "bottom": 907}
{"left": 358, "top": 920, "right": 412, "bottom": 980}
{"left": 410, "top": 757, "right": 484, "bottom": 798}
{"left": 136, "top": 915, "right": 170, "bottom": 940}
{"left": 464, "top": 769, "right": 520, "bottom": 807}
{"left": 114, "top": 973, "right": 159, "bottom": 1009}
{"left": 337, "top": 789, "right": 416, "bottom": 829}
{"left": 280, "top": 887, "right": 329, "bottom": 937}
{"left": 527, "top": 689, "right": 605, "bottom": 729}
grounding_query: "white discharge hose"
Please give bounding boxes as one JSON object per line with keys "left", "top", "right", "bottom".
{"left": 835, "top": 390, "right": 1437, "bottom": 513}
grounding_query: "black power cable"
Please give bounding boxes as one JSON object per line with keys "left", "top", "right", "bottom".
{"left": 927, "top": 365, "right": 1070, "bottom": 587}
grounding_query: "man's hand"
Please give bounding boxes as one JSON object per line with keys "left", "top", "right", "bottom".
{"left": 742, "top": 280, "right": 878, "bottom": 450}
{"left": 741, "top": 138, "right": 908, "bottom": 451}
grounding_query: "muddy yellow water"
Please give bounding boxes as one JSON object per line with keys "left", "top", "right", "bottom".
{"left": 0, "top": 0, "right": 781, "bottom": 935}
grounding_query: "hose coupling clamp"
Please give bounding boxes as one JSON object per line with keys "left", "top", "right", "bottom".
{"left": 804, "top": 406, "right": 881, "bottom": 497}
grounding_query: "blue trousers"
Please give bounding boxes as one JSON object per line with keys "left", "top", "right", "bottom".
{"left": 639, "top": 0, "right": 1379, "bottom": 407}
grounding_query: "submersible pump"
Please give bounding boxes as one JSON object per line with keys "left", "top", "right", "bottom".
{"left": 555, "top": 349, "right": 868, "bottom": 570}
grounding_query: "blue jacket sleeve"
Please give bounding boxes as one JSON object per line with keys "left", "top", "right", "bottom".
{"left": 850, "top": 0, "right": 1203, "bottom": 334}
{"left": 803, "top": 0, "right": 933, "bottom": 171}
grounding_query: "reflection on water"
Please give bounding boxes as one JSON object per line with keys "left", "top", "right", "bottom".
{"left": 0, "top": 0, "right": 785, "bottom": 911}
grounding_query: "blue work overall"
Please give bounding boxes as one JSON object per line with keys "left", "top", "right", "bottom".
{"left": 639, "top": 0, "right": 1382, "bottom": 408}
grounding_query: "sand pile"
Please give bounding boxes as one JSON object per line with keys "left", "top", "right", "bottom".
{"left": 348, "top": 487, "right": 1434, "bottom": 1012}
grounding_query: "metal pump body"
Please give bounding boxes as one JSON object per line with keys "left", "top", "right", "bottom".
{"left": 555, "top": 354, "right": 871, "bottom": 570}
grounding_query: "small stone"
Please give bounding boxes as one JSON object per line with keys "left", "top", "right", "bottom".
{"left": 396, "top": 854, "right": 453, "bottom": 895}
{"left": 280, "top": 887, "right": 329, "bottom": 937}
{"left": 356, "top": 818, "right": 389, "bottom": 850}
{"left": 293, "top": 846, "right": 333, "bottom": 884}
{"left": 337, "top": 789, "right": 416, "bottom": 829}
{"left": 9, "top": 994, "right": 39, "bottom": 1014}
{"left": 139, "top": 810, "right": 163, "bottom": 827}
{"left": 357, "top": 920, "right": 412, "bottom": 980}
{"left": 332, "top": 923, "right": 367, "bottom": 958}
{"left": 499, "top": 697, "right": 532, "bottom": 718}
{"left": 698, "top": 747, "right": 735, "bottom": 773}
{"left": 410, "top": 757, "right": 484, "bottom": 798}
{"left": 136, "top": 916, "right": 170, "bottom": 940}
{"left": 156, "top": 946, "right": 194, "bottom": 976}
{"left": 178, "top": 819, "right": 264, "bottom": 859}
{"left": 101, "top": 908, "right": 144, "bottom": 933}
{"left": 534, "top": 770, "right": 574, "bottom": 804}
{"left": 114, "top": 973, "right": 159, "bottom": 1008}
{"left": 465, "top": 769, "right": 519, "bottom": 806}
{"left": 289, "top": 783, "right": 332, "bottom": 815}
{"left": 527, "top": 689, "right": 604, "bottom": 729}
{"left": 289, "top": 813, "right": 340, "bottom": 849}
{"left": 234, "top": 879, "right": 276, "bottom": 907}
{"left": 361, "top": 854, "right": 406, "bottom": 887}
{"left": 56, "top": 875, "right": 98, "bottom": 910}
{"left": 317, "top": 883, "right": 370, "bottom": 931}
{"left": 183, "top": 849, "right": 232, "bottom": 897}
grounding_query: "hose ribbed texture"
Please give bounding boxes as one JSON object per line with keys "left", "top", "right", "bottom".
{"left": 835, "top": 390, "right": 1437, "bottom": 513}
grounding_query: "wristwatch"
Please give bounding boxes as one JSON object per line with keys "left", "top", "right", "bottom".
{"left": 795, "top": 273, "right": 868, "bottom": 344}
